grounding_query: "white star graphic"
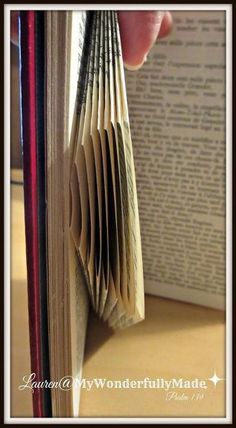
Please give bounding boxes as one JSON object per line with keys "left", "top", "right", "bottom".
{"left": 207, "top": 371, "right": 225, "bottom": 387}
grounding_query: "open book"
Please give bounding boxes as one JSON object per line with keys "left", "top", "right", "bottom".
{"left": 69, "top": 12, "right": 144, "bottom": 328}
{"left": 19, "top": 9, "right": 226, "bottom": 418}
{"left": 20, "top": 10, "right": 144, "bottom": 418}
{"left": 126, "top": 10, "right": 226, "bottom": 312}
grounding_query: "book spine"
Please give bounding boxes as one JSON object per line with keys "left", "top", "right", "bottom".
{"left": 19, "top": 11, "right": 43, "bottom": 417}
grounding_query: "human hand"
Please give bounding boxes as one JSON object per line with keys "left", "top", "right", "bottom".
{"left": 118, "top": 11, "right": 173, "bottom": 70}
{"left": 11, "top": 11, "right": 173, "bottom": 70}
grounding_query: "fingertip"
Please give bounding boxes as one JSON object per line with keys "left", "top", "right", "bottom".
{"left": 118, "top": 11, "right": 172, "bottom": 70}
{"left": 158, "top": 11, "right": 173, "bottom": 39}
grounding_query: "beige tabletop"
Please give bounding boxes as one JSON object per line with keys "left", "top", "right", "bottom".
{"left": 11, "top": 174, "right": 226, "bottom": 419}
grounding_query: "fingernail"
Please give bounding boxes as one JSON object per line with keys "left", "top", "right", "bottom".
{"left": 124, "top": 55, "right": 148, "bottom": 71}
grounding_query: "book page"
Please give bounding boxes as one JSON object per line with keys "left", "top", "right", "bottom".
{"left": 46, "top": 11, "right": 89, "bottom": 417}
{"left": 69, "top": 11, "right": 144, "bottom": 328}
{"left": 67, "top": 11, "right": 90, "bottom": 417}
{"left": 125, "top": 11, "right": 226, "bottom": 310}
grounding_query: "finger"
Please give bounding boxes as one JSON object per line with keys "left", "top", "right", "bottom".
{"left": 158, "top": 11, "right": 173, "bottom": 39}
{"left": 11, "top": 11, "right": 19, "bottom": 46}
{"left": 118, "top": 11, "right": 172, "bottom": 69}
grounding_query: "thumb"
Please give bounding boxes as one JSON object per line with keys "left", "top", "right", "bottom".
{"left": 118, "top": 11, "right": 173, "bottom": 70}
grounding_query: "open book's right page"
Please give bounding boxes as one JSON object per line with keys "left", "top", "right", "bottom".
{"left": 125, "top": 11, "right": 226, "bottom": 310}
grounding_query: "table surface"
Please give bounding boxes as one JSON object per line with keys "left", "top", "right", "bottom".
{"left": 11, "top": 173, "right": 226, "bottom": 419}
